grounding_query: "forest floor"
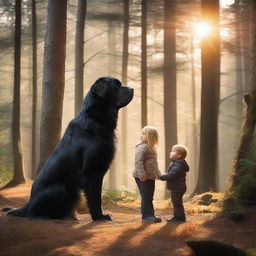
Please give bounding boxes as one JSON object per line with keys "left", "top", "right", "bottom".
{"left": 0, "top": 182, "right": 256, "bottom": 256}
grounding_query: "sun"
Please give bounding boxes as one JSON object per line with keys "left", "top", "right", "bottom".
{"left": 193, "top": 22, "right": 212, "bottom": 38}
{"left": 221, "top": 0, "right": 234, "bottom": 7}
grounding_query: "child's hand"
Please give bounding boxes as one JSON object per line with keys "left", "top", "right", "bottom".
{"left": 140, "top": 178, "right": 147, "bottom": 182}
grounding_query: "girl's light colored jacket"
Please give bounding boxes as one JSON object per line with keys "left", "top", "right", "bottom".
{"left": 133, "top": 142, "right": 161, "bottom": 180}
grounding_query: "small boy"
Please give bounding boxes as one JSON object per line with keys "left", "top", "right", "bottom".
{"left": 160, "top": 144, "right": 189, "bottom": 222}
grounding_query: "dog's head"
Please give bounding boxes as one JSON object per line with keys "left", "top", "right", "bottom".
{"left": 91, "top": 77, "right": 134, "bottom": 109}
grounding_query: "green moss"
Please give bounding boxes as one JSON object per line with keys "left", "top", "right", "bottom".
{"left": 103, "top": 189, "right": 137, "bottom": 203}
{"left": 231, "top": 159, "right": 256, "bottom": 203}
{"left": 222, "top": 197, "right": 246, "bottom": 221}
{"left": 236, "top": 174, "right": 256, "bottom": 202}
{"left": 223, "top": 167, "right": 256, "bottom": 219}
{"left": 224, "top": 91, "right": 256, "bottom": 220}
{"left": 0, "top": 166, "right": 13, "bottom": 188}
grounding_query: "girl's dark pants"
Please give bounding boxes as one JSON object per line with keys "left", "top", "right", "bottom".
{"left": 135, "top": 178, "right": 155, "bottom": 219}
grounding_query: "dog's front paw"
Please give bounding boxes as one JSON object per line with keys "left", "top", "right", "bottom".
{"left": 93, "top": 214, "right": 113, "bottom": 222}
{"left": 102, "top": 214, "right": 113, "bottom": 221}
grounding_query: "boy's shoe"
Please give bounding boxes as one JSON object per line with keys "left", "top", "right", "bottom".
{"left": 142, "top": 216, "right": 162, "bottom": 223}
{"left": 166, "top": 216, "right": 186, "bottom": 222}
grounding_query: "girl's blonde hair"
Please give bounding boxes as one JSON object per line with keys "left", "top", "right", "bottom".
{"left": 142, "top": 126, "right": 159, "bottom": 153}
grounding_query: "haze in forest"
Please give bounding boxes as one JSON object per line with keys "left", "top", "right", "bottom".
{"left": 0, "top": 0, "right": 251, "bottom": 199}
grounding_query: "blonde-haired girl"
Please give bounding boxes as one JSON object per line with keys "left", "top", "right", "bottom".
{"left": 133, "top": 126, "right": 162, "bottom": 222}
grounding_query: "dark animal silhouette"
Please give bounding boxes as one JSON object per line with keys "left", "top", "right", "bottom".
{"left": 186, "top": 240, "right": 248, "bottom": 256}
{"left": 7, "top": 77, "right": 133, "bottom": 221}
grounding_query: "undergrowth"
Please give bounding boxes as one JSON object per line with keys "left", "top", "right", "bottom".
{"left": 103, "top": 189, "right": 137, "bottom": 203}
{"left": 0, "top": 166, "right": 12, "bottom": 188}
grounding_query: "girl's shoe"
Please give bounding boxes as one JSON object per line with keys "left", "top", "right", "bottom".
{"left": 167, "top": 216, "right": 186, "bottom": 222}
{"left": 142, "top": 216, "right": 162, "bottom": 223}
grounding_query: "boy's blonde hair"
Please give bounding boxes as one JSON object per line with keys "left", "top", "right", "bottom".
{"left": 172, "top": 144, "right": 188, "bottom": 159}
{"left": 142, "top": 126, "right": 158, "bottom": 153}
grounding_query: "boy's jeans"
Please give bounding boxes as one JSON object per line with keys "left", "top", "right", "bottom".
{"left": 135, "top": 178, "right": 155, "bottom": 219}
{"left": 171, "top": 189, "right": 186, "bottom": 220}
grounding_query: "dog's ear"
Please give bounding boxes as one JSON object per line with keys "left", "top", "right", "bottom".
{"left": 91, "top": 78, "right": 108, "bottom": 98}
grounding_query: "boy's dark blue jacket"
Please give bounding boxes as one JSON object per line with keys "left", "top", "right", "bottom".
{"left": 160, "top": 159, "right": 189, "bottom": 191}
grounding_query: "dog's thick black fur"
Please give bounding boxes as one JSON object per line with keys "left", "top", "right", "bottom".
{"left": 7, "top": 77, "right": 133, "bottom": 221}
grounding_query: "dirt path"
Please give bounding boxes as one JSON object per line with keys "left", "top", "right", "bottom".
{"left": 0, "top": 183, "right": 255, "bottom": 256}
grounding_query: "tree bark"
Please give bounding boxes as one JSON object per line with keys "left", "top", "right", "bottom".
{"left": 37, "top": 0, "right": 67, "bottom": 173}
{"left": 75, "top": 0, "right": 87, "bottom": 116}
{"left": 5, "top": 0, "right": 26, "bottom": 188}
{"left": 234, "top": 0, "right": 243, "bottom": 131}
{"left": 121, "top": 0, "right": 130, "bottom": 187}
{"left": 164, "top": 0, "right": 177, "bottom": 170}
{"left": 190, "top": 32, "right": 199, "bottom": 189}
{"left": 141, "top": 0, "right": 147, "bottom": 127}
{"left": 231, "top": 0, "right": 256, "bottom": 187}
{"left": 241, "top": 0, "right": 251, "bottom": 91}
{"left": 107, "top": 19, "right": 117, "bottom": 189}
{"left": 194, "top": 0, "right": 220, "bottom": 194}
{"left": 31, "top": 0, "right": 38, "bottom": 178}
{"left": 224, "top": 1, "right": 256, "bottom": 206}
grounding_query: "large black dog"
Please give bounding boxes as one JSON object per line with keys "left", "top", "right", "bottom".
{"left": 7, "top": 77, "right": 133, "bottom": 221}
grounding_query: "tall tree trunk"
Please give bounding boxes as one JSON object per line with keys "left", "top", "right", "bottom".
{"left": 31, "top": 0, "right": 38, "bottom": 178}
{"left": 224, "top": 1, "right": 256, "bottom": 210}
{"left": 121, "top": 0, "right": 130, "bottom": 187}
{"left": 190, "top": 32, "right": 199, "bottom": 189}
{"left": 164, "top": 0, "right": 177, "bottom": 170}
{"left": 75, "top": 0, "right": 87, "bottom": 116}
{"left": 108, "top": 157, "right": 116, "bottom": 190}
{"left": 107, "top": 20, "right": 117, "bottom": 189}
{"left": 241, "top": 0, "right": 251, "bottom": 91}
{"left": 194, "top": 0, "right": 220, "bottom": 193}
{"left": 12, "top": 0, "right": 25, "bottom": 183}
{"left": 234, "top": 0, "right": 243, "bottom": 131}
{"left": 141, "top": 0, "right": 147, "bottom": 127}
{"left": 37, "top": 0, "right": 67, "bottom": 173}
{"left": 230, "top": 0, "right": 256, "bottom": 193}
{"left": 5, "top": 0, "right": 26, "bottom": 188}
